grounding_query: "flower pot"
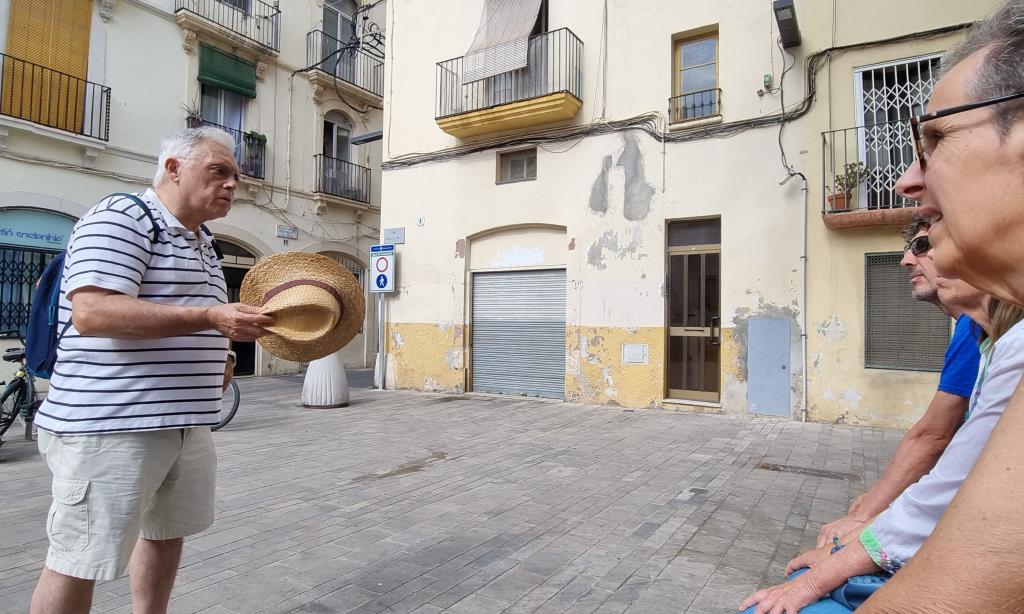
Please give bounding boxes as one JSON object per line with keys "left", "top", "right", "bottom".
{"left": 828, "top": 192, "right": 852, "bottom": 211}
{"left": 185, "top": 116, "right": 203, "bottom": 129}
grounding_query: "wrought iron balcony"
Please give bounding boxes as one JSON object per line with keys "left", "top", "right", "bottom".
{"left": 306, "top": 30, "right": 384, "bottom": 99}
{"left": 0, "top": 52, "right": 111, "bottom": 140}
{"left": 669, "top": 88, "right": 721, "bottom": 123}
{"left": 822, "top": 120, "right": 919, "bottom": 210}
{"left": 314, "top": 154, "right": 371, "bottom": 204}
{"left": 174, "top": 0, "right": 281, "bottom": 52}
{"left": 436, "top": 28, "right": 583, "bottom": 126}
{"left": 185, "top": 118, "right": 265, "bottom": 179}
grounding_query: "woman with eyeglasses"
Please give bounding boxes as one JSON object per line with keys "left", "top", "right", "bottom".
{"left": 739, "top": 295, "right": 1024, "bottom": 614}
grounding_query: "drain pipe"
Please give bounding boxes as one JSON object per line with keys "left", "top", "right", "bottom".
{"left": 781, "top": 171, "right": 809, "bottom": 422}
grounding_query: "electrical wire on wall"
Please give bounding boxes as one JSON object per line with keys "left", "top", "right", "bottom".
{"left": 383, "top": 22, "right": 973, "bottom": 171}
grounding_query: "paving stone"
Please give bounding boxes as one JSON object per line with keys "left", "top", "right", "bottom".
{"left": 0, "top": 376, "right": 899, "bottom": 613}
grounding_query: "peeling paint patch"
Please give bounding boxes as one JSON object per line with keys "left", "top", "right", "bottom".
{"left": 392, "top": 331, "right": 405, "bottom": 350}
{"left": 617, "top": 133, "right": 654, "bottom": 221}
{"left": 445, "top": 348, "right": 464, "bottom": 369}
{"left": 490, "top": 244, "right": 545, "bottom": 268}
{"left": 455, "top": 238, "right": 466, "bottom": 258}
{"left": 588, "top": 155, "right": 613, "bottom": 214}
{"left": 817, "top": 315, "right": 848, "bottom": 341}
{"left": 587, "top": 229, "right": 643, "bottom": 270}
{"left": 602, "top": 368, "right": 618, "bottom": 397}
{"left": 823, "top": 387, "right": 835, "bottom": 401}
{"left": 568, "top": 237, "right": 576, "bottom": 251}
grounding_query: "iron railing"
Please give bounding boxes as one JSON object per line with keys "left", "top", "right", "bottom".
{"left": 174, "top": 0, "right": 281, "bottom": 52}
{"left": 0, "top": 246, "right": 58, "bottom": 337}
{"left": 822, "top": 119, "right": 918, "bottom": 214}
{"left": 314, "top": 155, "right": 371, "bottom": 204}
{"left": 436, "top": 28, "right": 583, "bottom": 119}
{"left": 0, "top": 52, "right": 111, "bottom": 141}
{"left": 306, "top": 30, "right": 384, "bottom": 98}
{"left": 669, "top": 88, "right": 721, "bottom": 123}
{"left": 186, "top": 117, "right": 266, "bottom": 179}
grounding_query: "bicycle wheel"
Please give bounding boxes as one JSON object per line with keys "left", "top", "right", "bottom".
{"left": 212, "top": 379, "right": 240, "bottom": 431}
{"left": 0, "top": 379, "right": 24, "bottom": 439}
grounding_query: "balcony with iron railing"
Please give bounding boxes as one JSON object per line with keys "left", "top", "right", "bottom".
{"left": 821, "top": 119, "right": 920, "bottom": 230}
{"left": 314, "top": 155, "right": 371, "bottom": 205}
{"left": 306, "top": 30, "right": 384, "bottom": 102}
{"left": 669, "top": 88, "right": 721, "bottom": 124}
{"left": 174, "top": 0, "right": 281, "bottom": 54}
{"left": 0, "top": 52, "right": 111, "bottom": 141}
{"left": 186, "top": 117, "right": 265, "bottom": 179}
{"left": 435, "top": 28, "right": 584, "bottom": 138}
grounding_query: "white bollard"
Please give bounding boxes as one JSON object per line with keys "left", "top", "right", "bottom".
{"left": 302, "top": 350, "right": 350, "bottom": 408}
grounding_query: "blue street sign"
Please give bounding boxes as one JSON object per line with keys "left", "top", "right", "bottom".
{"left": 376, "top": 274, "right": 388, "bottom": 289}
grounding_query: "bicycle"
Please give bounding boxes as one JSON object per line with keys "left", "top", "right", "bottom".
{"left": 212, "top": 378, "right": 240, "bottom": 431}
{"left": 0, "top": 331, "right": 38, "bottom": 444}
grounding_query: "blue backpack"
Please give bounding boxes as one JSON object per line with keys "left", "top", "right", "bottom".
{"left": 25, "top": 193, "right": 160, "bottom": 379}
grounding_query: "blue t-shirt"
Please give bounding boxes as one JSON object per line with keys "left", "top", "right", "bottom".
{"left": 938, "top": 314, "right": 982, "bottom": 398}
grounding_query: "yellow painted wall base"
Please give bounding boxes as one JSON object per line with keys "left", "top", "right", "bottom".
{"left": 436, "top": 92, "right": 583, "bottom": 138}
{"left": 385, "top": 322, "right": 466, "bottom": 393}
{"left": 566, "top": 326, "right": 665, "bottom": 407}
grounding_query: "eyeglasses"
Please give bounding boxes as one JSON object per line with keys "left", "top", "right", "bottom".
{"left": 907, "top": 235, "right": 930, "bottom": 257}
{"left": 910, "top": 90, "right": 1024, "bottom": 169}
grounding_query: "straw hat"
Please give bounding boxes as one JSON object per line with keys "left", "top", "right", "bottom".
{"left": 240, "top": 252, "right": 365, "bottom": 362}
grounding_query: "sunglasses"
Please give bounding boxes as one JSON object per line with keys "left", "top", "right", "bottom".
{"left": 907, "top": 235, "right": 930, "bottom": 257}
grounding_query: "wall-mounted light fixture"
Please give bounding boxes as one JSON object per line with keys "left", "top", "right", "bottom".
{"left": 773, "top": 0, "right": 802, "bottom": 49}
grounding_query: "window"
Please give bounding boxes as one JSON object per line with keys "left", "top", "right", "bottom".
{"left": 864, "top": 253, "right": 951, "bottom": 371}
{"left": 855, "top": 55, "right": 941, "bottom": 209}
{"left": 497, "top": 148, "right": 537, "bottom": 184}
{"left": 672, "top": 31, "right": 719, "bottom": 123}
{"left": 323, "top": 111, "right": 352, "bottom": 162}
{"left": 221, "top": 0, "right": 250, "bottom": 11}
{"left": 201, "top": 84, "right": 245, "bottom": 133}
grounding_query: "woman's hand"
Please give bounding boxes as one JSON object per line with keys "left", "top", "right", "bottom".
{"left": 738, "top": 571, "right": 826, "bottom": 614}
{"left": 785, "top": 543, "right": 833, "bottom": 575}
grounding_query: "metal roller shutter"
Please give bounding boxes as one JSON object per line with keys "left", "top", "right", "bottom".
{"left": 472, "top": 269, "right": 566, "bottom": 399}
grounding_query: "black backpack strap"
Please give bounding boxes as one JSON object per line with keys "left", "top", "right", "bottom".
{"left": 109, "top": 192, "right": 160, "bottom": 242}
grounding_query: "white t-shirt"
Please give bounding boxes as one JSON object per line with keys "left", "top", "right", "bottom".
{"left": 860, "top": 318, "right": 1024, "bottom": 572}
{"left": 34, "top": 190, "right": 229, "bottom": 435}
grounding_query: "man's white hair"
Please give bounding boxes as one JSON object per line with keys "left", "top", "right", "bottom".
{"left": 153, "top": 126, "right": 236, "bottom": 184}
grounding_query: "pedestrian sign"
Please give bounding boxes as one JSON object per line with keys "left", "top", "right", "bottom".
{"left": 370, "top": 248, "right": 395, "bottom": 293}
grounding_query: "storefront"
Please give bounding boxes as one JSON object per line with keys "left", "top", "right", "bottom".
{"left": 0, "top": 208, "right": 77, "bottom": 337}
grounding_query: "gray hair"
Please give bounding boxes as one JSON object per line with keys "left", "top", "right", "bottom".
{"left": 942, "top": 0, "right": 1024, "bottom": 135}
{"left": 153, "top": 126, "right": 236, "bottom": 183}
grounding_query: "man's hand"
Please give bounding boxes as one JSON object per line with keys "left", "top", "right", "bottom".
{"left": 207, "top": 304, "right": 275, "bottom": 341}
{"left": 816, "top": 513, "right": 867, "bottom": 548}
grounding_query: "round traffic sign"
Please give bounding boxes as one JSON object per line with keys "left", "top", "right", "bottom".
{"left": 375, "top": 257, "right": 389, "bottom": 272}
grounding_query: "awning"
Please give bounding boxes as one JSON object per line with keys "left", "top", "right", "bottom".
{"left": 463, "top": 0, "right": 543, "bottom": 83}
{"left": 198, "top": 44, "right": 257, "bottom": 98}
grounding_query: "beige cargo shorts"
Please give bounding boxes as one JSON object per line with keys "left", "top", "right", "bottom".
{"left": 37, "top": 428, "right": 217, "bottom": 581}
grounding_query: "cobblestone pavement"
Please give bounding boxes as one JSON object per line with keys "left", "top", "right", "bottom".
{"left": 0, "top": 376, "right": 901, "bottom": 613}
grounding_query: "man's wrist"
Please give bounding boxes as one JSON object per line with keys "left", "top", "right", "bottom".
{"left": 226, "top": 350, "right": 237, "bottom": 363}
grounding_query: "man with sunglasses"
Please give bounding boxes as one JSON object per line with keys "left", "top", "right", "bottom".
{"left": 814, "top": 219, "right": 981, "bottom": 550}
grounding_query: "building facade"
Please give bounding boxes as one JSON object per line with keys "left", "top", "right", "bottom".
{"left": 379, "top": 0, "right": 998, "bottom": 427}
{"left": 0, "top": 0, "right": 386, "bottom": 378}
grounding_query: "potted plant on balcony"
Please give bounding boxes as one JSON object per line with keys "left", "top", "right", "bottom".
{"left": 242, "top": 131, "right": 267, "bottom": 177}
{"left": 827, "top": 162, "right": 869, "bottom": 211}
{"left": 181, "top": 99, "right": 204, "bottom": 129}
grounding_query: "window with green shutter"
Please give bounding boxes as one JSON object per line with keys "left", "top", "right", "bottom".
{"left": 198, "top": 44, "right": 257, "bottom": 98}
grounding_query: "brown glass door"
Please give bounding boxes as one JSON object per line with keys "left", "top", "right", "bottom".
{"left": 666, "top": 217, "right": 721, "bottom": 401}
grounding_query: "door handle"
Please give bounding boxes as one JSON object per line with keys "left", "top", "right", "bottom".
{"left": 710, "top": 316, "right": 720, "bottom": 345}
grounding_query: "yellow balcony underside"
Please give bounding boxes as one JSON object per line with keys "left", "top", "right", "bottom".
{"left": 436, "top": 92, "right": 582, "bottom": 138}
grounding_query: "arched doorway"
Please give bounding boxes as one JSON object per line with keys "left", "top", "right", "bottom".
{"left": 218, "top": 239, "right": 259, "bottom": 376}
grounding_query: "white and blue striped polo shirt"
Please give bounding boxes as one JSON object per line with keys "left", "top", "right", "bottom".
{"left": 34, "top": 190, "right": 230, "bottom": 435}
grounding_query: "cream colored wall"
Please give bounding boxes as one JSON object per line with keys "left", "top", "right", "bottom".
{"left": 801, "top": 0, "right": 1001, "bottom": 427}
{"left": 0, "top": 0, "right": 384, "bottom": 379}
{"left": 380, "top": 0, "right": 810, "bottom": 413}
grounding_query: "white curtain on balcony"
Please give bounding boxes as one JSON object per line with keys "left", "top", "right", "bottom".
{"left": 463, "top": 0, "right": 543, "bottom": 83}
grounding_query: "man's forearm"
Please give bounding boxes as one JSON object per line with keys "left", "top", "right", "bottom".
{"left": 73, "top": 292, "right": 215, "bottom": 339}
{"left": 858, "top": 380, "right": 1024, "bottom": 614}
